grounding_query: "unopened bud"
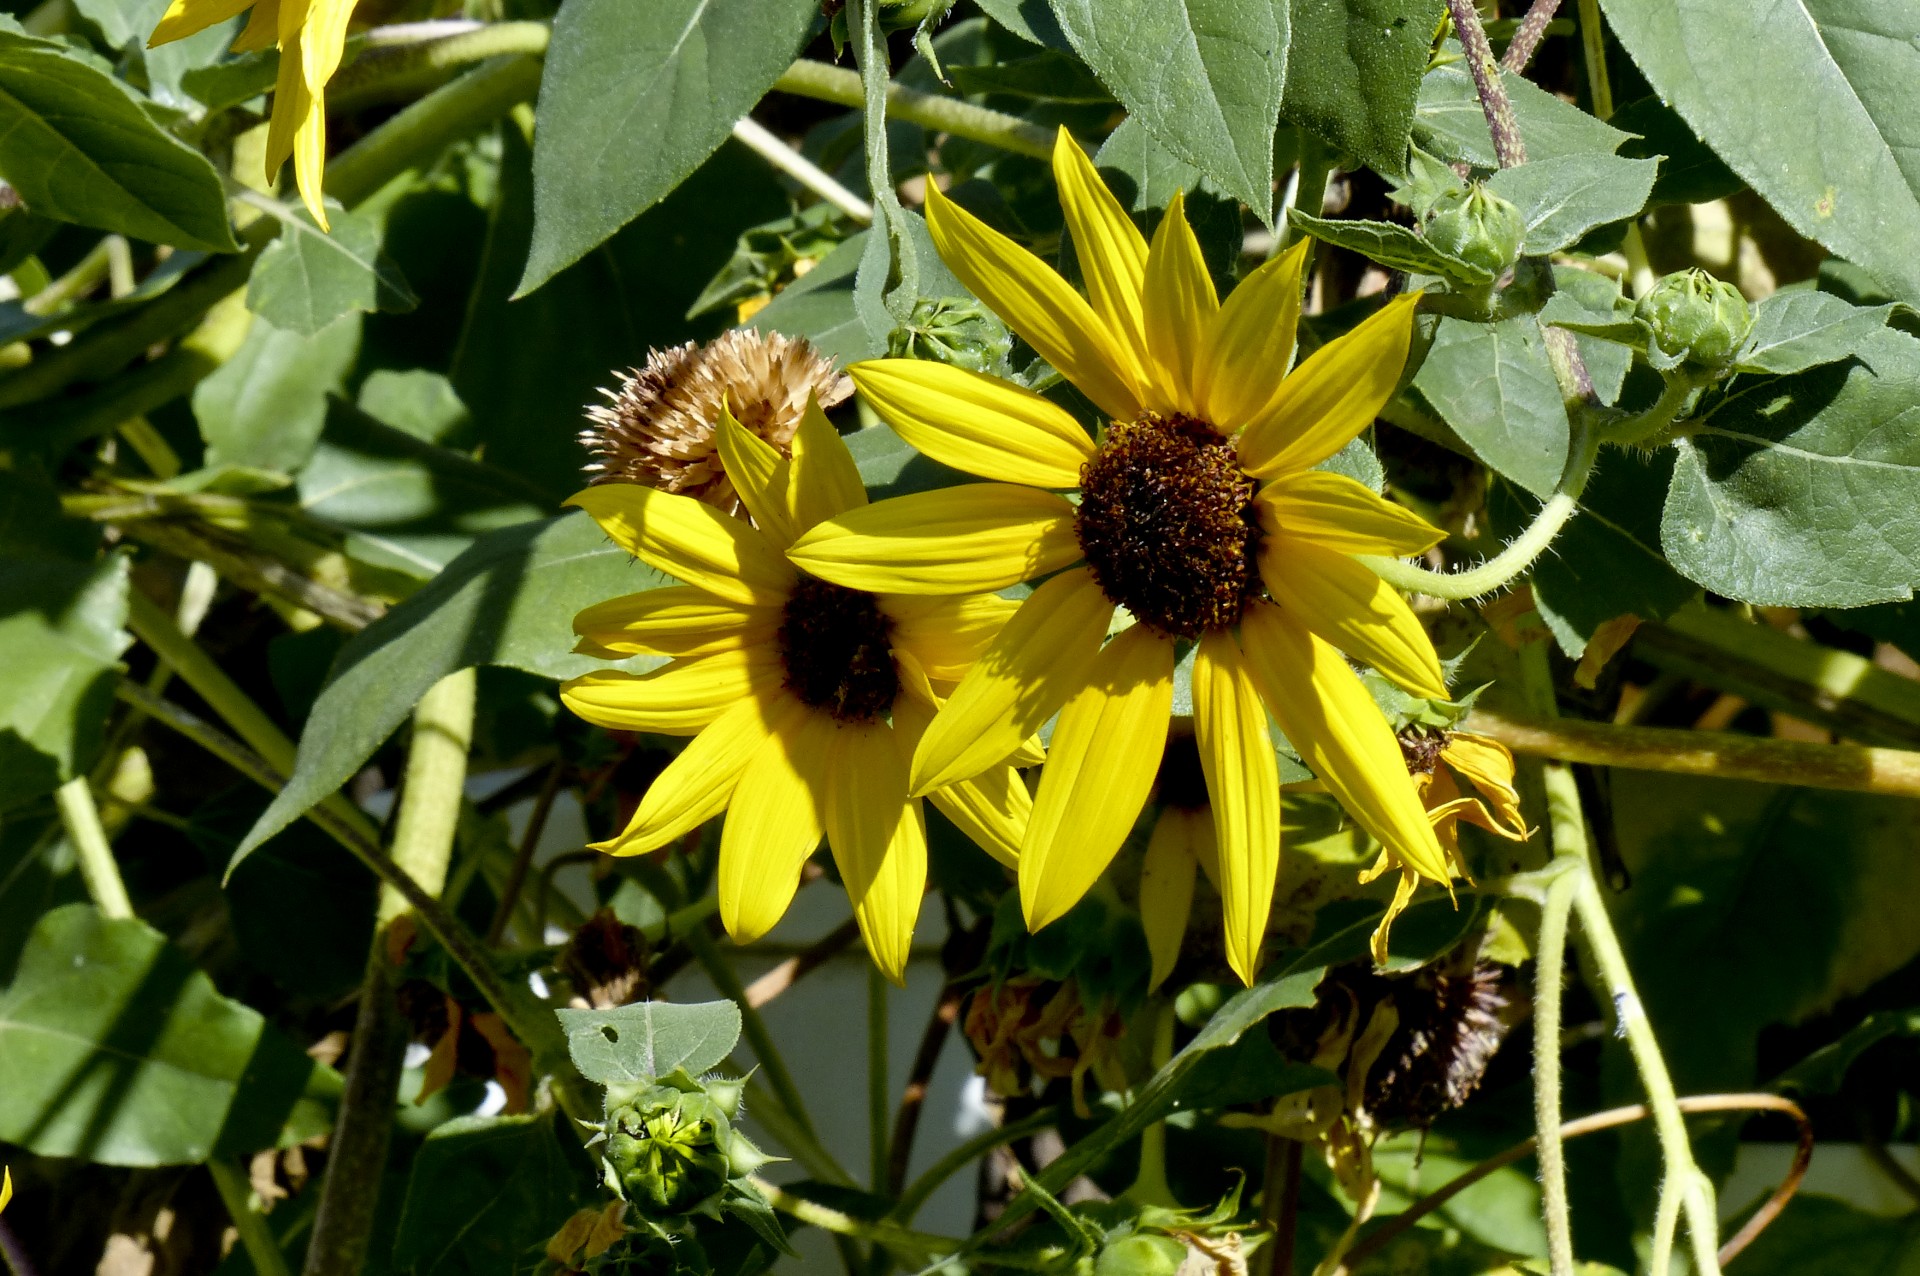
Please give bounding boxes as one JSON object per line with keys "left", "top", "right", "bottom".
{"left": 1635, "top": 268, "right": 1751, "bottom": 366}
{"left": 1422, "top": 183, "right": 1525, "bottom": 278}
{"left": 601, "top": 1085, "right": 732, "bottom": 1213}
{"left": 887, "top": 296, "right": 1011, "bottom": 374}
{"left": 1094, "top": 1235, "right": 1187, "bottom": 1276}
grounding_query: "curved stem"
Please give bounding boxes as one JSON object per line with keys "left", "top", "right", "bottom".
{"left": 1600, "top": 370, "right": 1699, "bottom": 447}
{"left": 772, "top": 59, "right": 1055, "bottom": 161}
{"left": 1363, "top": 419, "right": 1598, "bottom": 600}
{"left": 747, "top": 1177, "right": 961, "bottom": 1262}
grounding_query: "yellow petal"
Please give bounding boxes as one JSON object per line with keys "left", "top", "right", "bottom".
{"left": 1371, "top": 867, "right": 1423, "bottom": 966}
{"left": 572, "top": 587, "right": 774, "bottom": 659}
{"left": 1052, "top": 128, "right": 1150, "bottom": 385}
{"left": 1141, "top": 809, "right": 1199, "bottom": 992}
{"left": 1240, "top": 604, "right": 1453, "bottom": 886}
{"left": 893, "top": 670, "right": 1029, "bottom": 869}
{"left": 228, "top": 0, "right": 278, "bottom": 51}
{"left": 720, "top": 713, "right": 833, "bottom": 943}
{"left": 1141, "top": 191, "right": 1220, "bottom": 416}
{"left": 924, "top": 181, "right": 1140, "bottom": 421}
{"left": 1236, "top": 293, "right": 1421, "bottom": 478}
{"left": 1193, "top": 631, "right": 1281, "bottom": 987}
{"left": 1259, "top": 470, "right": 1444, "bottom": 557}
{"left": 910, "top": 567, "right": 1113, "bottom": 794}
{"left": 1020, "top": 624, "right": 1174, "bottom": 932}
{"left": 717, "top": 403, "right": 802, "bottom": 549}
{"left": 1199, "top": 239, "right": 1308, "bottom": 431}
{"left": 787, "top": 485, "right": 1081, "bottom": 595}
{"left": 300, "top": 0, "right": 356, "bottom": 91}
{"left": 567, "top": 484, "right": 794, "bottom": 605}
{"left": 593, "top": 693, "right": 798, "bottom": 855}
{"left": 882, "top": 592, "right": 1023, "bottom": 682}
{"left": 788, "top": 393, "right": 866, "bottom": 530}
{"left": 1261, "top": 536, "right": 1447, "bottom": 700}
{"left": 263, "top": 6, "right": 307, "bottom": 175}
{"left": 559, "top": 649, "right": 775, "bottom": 735}
{"left": 824, "top": 722, "right": 924, "bottom": 983}
{"left": 149, "top": 0, "right": 253, "bottom": 47}
{"left": 849, "top": 359, "right": 1094, "bottom": 488}
{"left": 1442, "top": 732, "right": 1528, "bottom": 839}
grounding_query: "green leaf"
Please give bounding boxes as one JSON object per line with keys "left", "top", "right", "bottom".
{"left": 750, "top": 232, "right": 876, "bottom": 366}
{"left": 518, "top": 0, "right": 817, "bottom": 294}
{"left": 948, "top": 50, "right": 1111, "bottom": 102}
{"left": 1414, "top": 56, "right": 1631, "bottom": 169}
{"left": 1288, "top": 209, "right": 1492, "bottom": 284}
{"left": 1412, "top": 313, "right": 1569, "bottom": 498}
{"left": 1610, "top": 95, "right": 1743, "bottom": 206}
{"left": 247, "top": 200, "right": 418, "bottom": 336}
{"left": 1484, "top": 154, "right": 1658, "bottom": 255}
{"left": 1599, "top": 0, "right": 1920, "bottom": 304}
{"left": 975, "top": 0, "right": 1071, "bottom": 48}
{"left": 1492, "top": 451, "right": 1697, "bottom": 657}
{"left": 235, "top": 511, "right": 669, "bottom": 862}
{"left": 1546, "top": 264, "right": 1633, "bottom": 405}
{"left": 1278, "top": 0, "right": 1439, "bottom": 178}
{"left": 556, "top": 1000, "right": 743, "bottom": 1085}
{"left": 1774, "top": 1008, "right": 1920, "bottom": 1095}
{"left": 1662, "top": 327, "right": 1920, "bottom": 606}
{"left": 0, "top": 26, "right": 237, "bottom": 252}
{"left": 0, "top": 554, "right": 128, "bottom": 812}
{"left": 0, "top": 903, "right": 341, "bottom": 1165}
{"left": 1094, "top": 116, "right": 1245, "bottom": 284}
{"left": 390, "top": 1112, "right": 593, "bottom": 1276}
{"left": 1735, "top": 287, "right": 1900, "bottom": 375}
{"left": 1050, "top": 0, "right": 1289, "bottom": 218}
{"left": 194, "top": 313, "right": 361, "bottom": 475}
{"left": 1725, "top": 1198, "right": 1920, "bottom": 1276}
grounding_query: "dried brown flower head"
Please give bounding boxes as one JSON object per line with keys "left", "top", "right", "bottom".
{"left": 581, "top": 328, "right": 851, "bottom": 511}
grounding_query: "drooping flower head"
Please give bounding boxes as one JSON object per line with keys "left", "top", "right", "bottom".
{"left": 560, "top": 398, "right": 1029, "bottom": 981}
{"left": 788, "top": 129, "right": 1461, "bottom": 980}
{"left": 583, "top": 330, "right": 852, "bottom": 512}
{"left": 148, "top": 0, "right": 360, "bottom": 228}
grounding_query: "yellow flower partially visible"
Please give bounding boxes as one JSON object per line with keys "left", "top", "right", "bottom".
{"left": 559, "top": 397, "right": 1033, "bottom": 981}
{"left": 149, "top": 0, "right": 358, "bottom": 228}
{"left": 1410, "top": 729, "right": 1529, "bottom": 863}
{"left": 1, "top": 1165, "right": 10, "bottom": 1213}
{"left": 788, "top": 128, "right": 1461, "bottom": 980}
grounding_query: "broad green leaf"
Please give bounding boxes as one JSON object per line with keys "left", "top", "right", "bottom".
{"left": 247, "top": 200, "right": 418, "bottom": 336}
{"left": 1279, "top": 0, "right": 1439, "bottom": 178}
{"left": 1774, "top": 1008, "right": 1920, "bottom": 1095}
{"left": 556, "top": 1000, "right": 743, "bottom": 1085}
{"left": 1662, "top": 327, "right": 1920, "bottom": 606}
{"left": 949, "top": 50, "right": 1111, "bottom": 102}
{"left": 1492, "top": 451, "right": 1697, "bottom": 657}
{"left": 390, "top": 1113, "right": 593, "bottom": 1276}
{"left": 1599, "top": 0, "right": 1920, "bottom": 304}
{"left": 70, "top": 0, "right": 237, "bottom": 110}
{"left": 1414, "top": 57, "right": 1630, "bottom": 169}
{"left": 975, "top": 0, "right": 1071, "bottom": 48}
{"left": 1050, "top": 0, "right": 1289, "bottom": 218}
{"left": 518, "top": 0, "right": 817, "bottom": 294}
{"left": 236, "top": 512, "right": 669, "bottom": 862}
{"left": 1288, "top": 210, "right": 1492, "bottom": 284}
{"left": 0, "top": 903, "right": 341, "bottom": 1164}
{"left": 0, "top": 26, "right": 237, "bottom": 252}
{"left": 1412, "top": 314, "right": 1569, "bottom": 498}
{"left": 194, "top": 313, "right": 361, "bottom": 475}
{"left": 0, "top": 813, "right": 82, "bottom": 985}
{"left": 1095, "top": 116, "right": 1246, "bottom": 283}
{"left": 1545, "top": 264, "right": 1632, "bottom": 405}
{"left": 0, "top": 554, "right": 128, "bottom": 812}
{"left": 1485, "top": 154, "right": 1658, "bottom": 255}
{"left": 1735, "top": 287, "right": 1900, "bottom": 375}
{"left": 1611, "top": 95, "right": 1743, "bottom": 207}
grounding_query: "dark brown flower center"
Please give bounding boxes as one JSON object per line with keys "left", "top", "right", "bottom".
{"left": 1398, "top": 727, "right": 1450, "bottom": 776}
{"left": 1074, "top": 413, "right": 1261, "bottom": 638}
{"left": 777, "top": 576, "right": 898, "bottom": 723}
{"left": 1156, "top": 732, "right": 1209, "bottom": 811}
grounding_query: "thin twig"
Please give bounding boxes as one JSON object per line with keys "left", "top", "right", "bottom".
{"left": 1340, "top": 1093, "right": 1810, "bottom": 1270}
{"left": 1257, "top": 1135, "right": 1302, "bottom": 1276}
{"left": 731, "top": 117, "right": 874, "bottom": 223}
{"left": 887, "top": 981, "right": 967, "bottom": 1197}
{"left": 486, "top": 759, "right": 565, "bottom": 945}
{"left": 744, "top": 918, "right": 862, "bottom": 1008}
{"left": 1499, "top": 0, "right": 1564, "bottom": 72}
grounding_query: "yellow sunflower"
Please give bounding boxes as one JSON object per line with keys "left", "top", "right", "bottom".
{"left": 560, "top": 398, "right": 1032, "bottom": 981}
{"left": 786, "top": 129, "right": 1460, "bottom": 980}
{"left": 149, "top": 0, "right": 357, "bottom": 228}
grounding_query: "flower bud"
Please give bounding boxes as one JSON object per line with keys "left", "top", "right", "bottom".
{"left": 703, "top": 1074, "right": 746, "bottom": 1120}
{"left": 1635, "top": 268, "right": 1752, "bottom": 366}
{"left": 1094, "top": 1235, "right": 1187, "bottom": 1276}
{"left": 887, "top": 297, "right": 1011, "bottom": 375}
{"left": 601, "top": 1084, "right": 733, "bottom": 1213}
{"left": 1421, "top": 183, "right": 1525, "bottom": 278}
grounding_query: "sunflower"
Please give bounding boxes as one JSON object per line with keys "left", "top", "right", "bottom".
{"left": 560, "top": 398, "right": 1032, "bottom": 980}
{"left": 1405, "top": 729, "right": 1529, "bottom": 862}
{"left": 149, "top": 0, "right": 358, "bottom": 228}
{"left": 787, "top": 129, "right": 1460, "bottom": 979}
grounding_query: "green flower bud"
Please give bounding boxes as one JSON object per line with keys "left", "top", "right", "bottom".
{"left": 1421, "top": 183, "right": 1526, "bottom": 278}
{"left": 720, "top": 1126, "right": 775, "bottom": 1177}
{"left": 887, "top": 297, "right": 1012, "bottom": 375}
{"left": 601, "top": 1085, "right": 734, "bottom": 1214}
{"left": 1093, "top": 1235, "right": 1187, "bottom": 1276}
{"left": 1635, "top": 268, "right": 1752, "bottom": 366}
{"left": 703, "top": 1075, "right": 746, "bottom": 1120}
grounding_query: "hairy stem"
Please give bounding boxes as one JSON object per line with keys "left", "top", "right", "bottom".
{"left": 1445, "top": 0, "right": 1527, "bottom": 167}
{"left": 1500, "top": 0, "right": 1564, "bottom": 73}
{"left": 1600, "top": 370, "right": 1700, "bottom": 447}
{"left": 772, "top": 60, "right": 1055, "bottom": 161}
{"left": 54, "top": 779, "right": 132, "bottom": 921}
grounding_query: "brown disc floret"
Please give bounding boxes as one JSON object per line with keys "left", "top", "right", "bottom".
{"left": 1075, "top": 414, "right": 1261, "bottom": 638}
{"left": 777, "top": 577, "right": 899, "bottom": 723}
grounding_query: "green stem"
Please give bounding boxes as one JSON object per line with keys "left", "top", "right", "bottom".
{"left": 21, "top": 238, "right": 112, "bottom": 315}
{"left": 328, "top": 20, "right": 550, "bottom": 110}
{"left": 1599, "top": 370, "right": 1699, "bottom": 447}
{"left": 771, "top": 60, "right": 1055, "bottom": 160}
{"left": 377, "top": 668, "right": 476, "bottom": 925}
{"left": 327, "top": 54, "right": 543, "bottom": 206}
{"left": 867, "top": 964, "right": 890, "bottom": 1194}
{"left": 1575, "top": 0, "right": 1614, "bottom": 119}
{"left": 208, "top": 1158, "right": 294, "bottom": 1276}
{"left": 54, "top": 778, "right": 132, "bottom": 920}
{"left": 1276, "top": 135, "right": 1334, "bottom": 253}
{"left": 892, "top": 1107, "right": 1058, "bottom": 1224}
{"left": 1124, "top": 1002, "right": 1177, "bottom": 1207}
{"left": 1648, "top": 1168, "right": 1682, "bottom": 1276}
{"left": 1362, "top": 416, "right": 1598, "bottom": 600}
{"left": 747, "top": 1177, "right": 962, "bottom": 1263}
